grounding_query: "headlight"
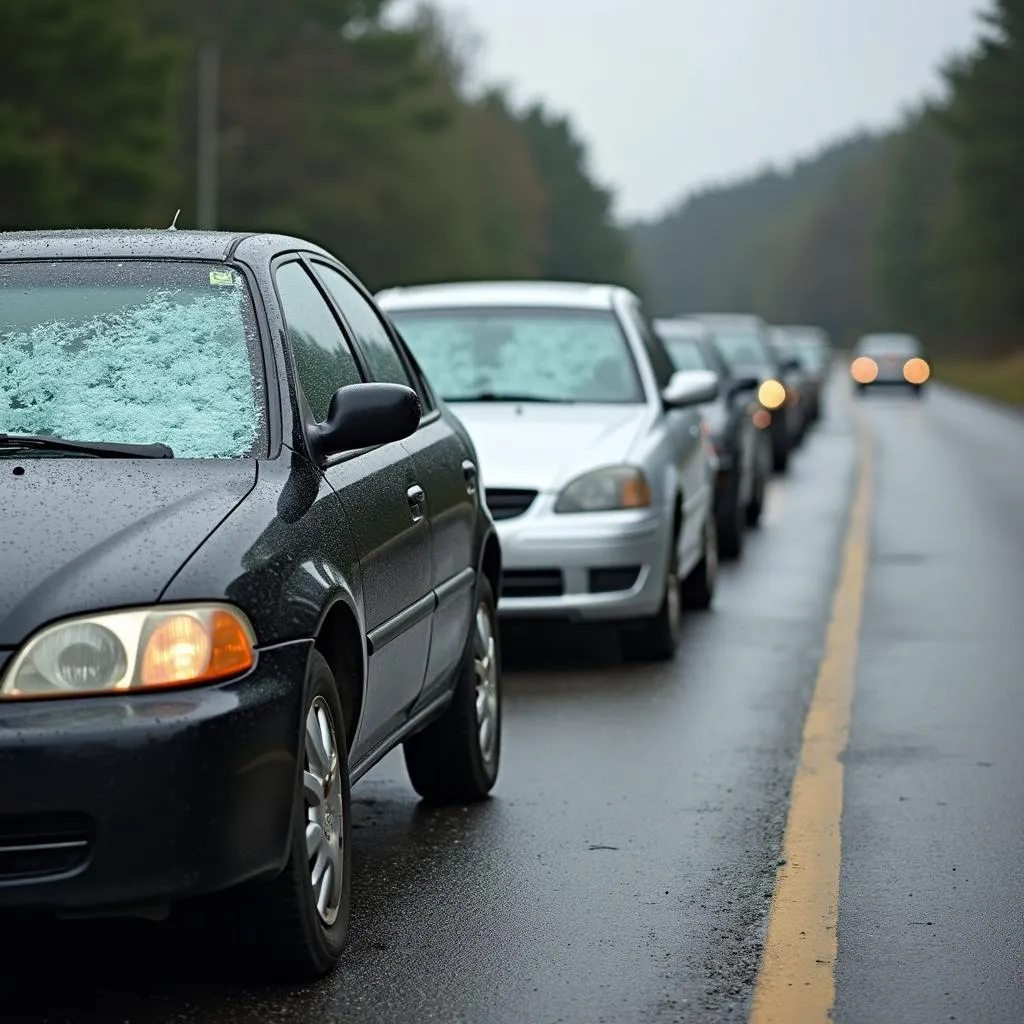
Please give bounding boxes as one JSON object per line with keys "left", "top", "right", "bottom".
{"left": 757, "top": 378, "right": 786, "bottom": 409}
{"left": 0, "top": 603, "right": 256, "bottom": 701}
{"left": 758, "top": 379, "right": 787, "bottom": 410}
{"left": 903, "top": 357, "right": 930, "bottom": 384}
{"left": 554, "top": 466, "right": 652, "bottom": 513}
{"left": 850, "top": 356, "right": 878, "bottom": 384}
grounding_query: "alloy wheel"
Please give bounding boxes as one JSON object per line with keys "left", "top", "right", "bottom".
{"left": 304, "top": 695, "right": 344, "bottom": 926}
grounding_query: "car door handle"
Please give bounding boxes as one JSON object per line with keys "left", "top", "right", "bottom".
{"left": 407, "top": 484, "right": 426, "bottom": 523}
{"left": 462, "top": 459, "right": 477, "bottom": 495}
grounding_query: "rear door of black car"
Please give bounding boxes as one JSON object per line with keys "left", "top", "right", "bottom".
{"left": 308, "top": 260, "right": 477, "bottom": 706}
{"left": 273, "top": 257, "right": 433, "bottom": 760}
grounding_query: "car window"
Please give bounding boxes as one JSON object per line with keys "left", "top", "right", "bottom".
{"left": 274, "top": 260, "right": 363, "bottom": 422}
{"left": 0, "top": 260, "right": 263, "bottom": 459}
{"left": 387, "top": 306, "right": 645, "bottom": 404}
{"left": 709, "top": 326, "right": 776, "bottom": 373}
{"left": 663, "top": 336, "right": 712, "bottom": 372}
{"left": 312, "top": 263, "right": 413, "bottom": 389}
{"left": 626, "top": 304, "right": 675, "bottom": 389}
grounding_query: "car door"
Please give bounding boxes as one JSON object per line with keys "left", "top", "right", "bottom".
{"left": 273, "top": 257, "right": 433, "bottom": 760}
{"left": 625, "top": 300, "right": 708, "bottom": 565}
{"left": 308, "top": 259, "right": 478, "bottom": 705}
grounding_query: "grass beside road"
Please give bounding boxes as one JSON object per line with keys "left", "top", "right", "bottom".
{"left": 934, "top": 351, "right": 1024, "bottom": 408}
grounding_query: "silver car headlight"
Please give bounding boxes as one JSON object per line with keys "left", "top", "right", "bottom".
{"left": 0, "top": 603, "right": 257, "bottom": 701}
{"left": 554, "top": 466, "right": 653, "bottom": 514}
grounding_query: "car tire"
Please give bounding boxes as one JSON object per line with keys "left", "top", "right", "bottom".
{"left": 912, "top": 384, "right": 925, "bottom": 399}
{"left": 621, "top": 526, "right": 682, "bottom": 663}
{"left": 227, "top": 650, "right": 352, "bottom": 982}
{"left": 716, "top": 475, "right": 744, "bottom": 561}
{"left": 746, "top": 469, "right": 765, "bottom": 527}
{"left": 746, "top": 441, "right": 770, "bottom": 528}
{"left": 403, "top": 577, "right": 501, "bottom": 805}
{"left": 680, "top": 513, "right": 717, "bottom": 611}
{"left": 854, "top": 383, "right": 868, "bottom": 397}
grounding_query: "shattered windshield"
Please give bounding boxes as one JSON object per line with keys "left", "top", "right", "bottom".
{"left": 388, "top": 306, "right": 645, "bottom": 404}
{"left": 0, "top": 260, "right": 263, "bottom": 458}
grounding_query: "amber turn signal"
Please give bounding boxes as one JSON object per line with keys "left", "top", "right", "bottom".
{"left": 141, "top": 609, "right": 254, "bottom": 688}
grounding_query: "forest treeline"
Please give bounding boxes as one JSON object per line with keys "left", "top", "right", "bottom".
{"left": 0, "top": 0, "right": 636, "bottom": 292}
{"left": 630, "top": 0, "right": 1024, "bottom": 354}
{"left": 0, "top": 0, "right": 1020, "bottom": 354}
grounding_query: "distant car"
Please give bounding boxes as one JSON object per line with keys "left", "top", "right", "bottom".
{"left": 378, "top": 281, "right": 720, "bottom": 663}
{"left": 851, "top": 333, "right": 930, "bottom": 396}
{"left": 0, "top": 228, "right": 503, "bottom": 982}
{"left": 769, "top": 327, "right": 812, "bottom": 444}
{"left": 655, "top": 317, "right": 772, "bottom": 559}
{"left": 778, "top": 325, "right": 832, "bottom": 421}
{"left": 692, "top": 313, "right": 802, "bottom": 472}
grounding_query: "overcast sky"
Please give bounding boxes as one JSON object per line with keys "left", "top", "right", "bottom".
{"left": 399, "top": 0, "right": 987, "bottom": 221}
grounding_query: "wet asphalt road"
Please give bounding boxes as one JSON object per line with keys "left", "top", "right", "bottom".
{"left": 3, "top": 377, "right": 1022, "bottom": 1024}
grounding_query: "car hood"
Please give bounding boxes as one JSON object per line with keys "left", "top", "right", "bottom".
{"left": 0, "top": 459, "right": 257, "bottom": 647}
{"left": 445, "top": 402, "right": 651, "bottom": 491}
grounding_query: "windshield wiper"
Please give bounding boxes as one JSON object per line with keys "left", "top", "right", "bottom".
{"left": 0, "top": 433, "right": 174, "bottom": 459}
{"left": 445, "top": 392, "right": 571, "bottom": 404}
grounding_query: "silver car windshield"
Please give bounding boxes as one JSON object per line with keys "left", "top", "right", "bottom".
{"left": 388, "top": 307, "right": 645, "bottom": 404}
{"left": 0, "top": 260, "right": 264, "bottom": 458}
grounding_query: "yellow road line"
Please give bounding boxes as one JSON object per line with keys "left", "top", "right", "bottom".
{"left": 749, "top": 417, "right": 873, "bottom": 1024}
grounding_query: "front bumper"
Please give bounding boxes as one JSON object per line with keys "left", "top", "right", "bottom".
{"left": 0, "top": 641, "right": 310, "bottom": 912}
{"left": 860, "top": 374, "right": 921, "bottom": 386}
{"left": 495, "top": 505, "right": 670, "bottom": 622}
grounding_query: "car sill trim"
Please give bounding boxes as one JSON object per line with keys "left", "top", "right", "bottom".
{"left": 349, "top": 691, "right": 452, "bottom": 784}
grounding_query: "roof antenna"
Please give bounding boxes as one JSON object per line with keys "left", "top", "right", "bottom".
{"left": 168, "top": 208, "right": 181, "bottom": 231}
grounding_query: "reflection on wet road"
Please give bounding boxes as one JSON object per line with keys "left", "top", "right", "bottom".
{"left": 4, "top": 378, "right": 1022, "bottom": 1024}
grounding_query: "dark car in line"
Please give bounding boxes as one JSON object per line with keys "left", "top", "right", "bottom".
{"left": 0, "top": 229, "right": 503, "bottom": 981}
{"left": 850, "top": 332, "right": 931, "bottom": 396}
{"left": 778, "top": 324, "right": 832, "bottom": 422}
{"left": 692, "top": 313, "right": 803, "bottom": 473}
{"left": 655, "top": 317, "right": 772, "bottom": 559}
{"left": 769, "top": 326, "right": 813, "bottom": 444}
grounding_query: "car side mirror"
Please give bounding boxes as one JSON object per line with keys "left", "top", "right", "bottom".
{"left": 662, "top": 368, "right": 720, "bottom": 408}
{"left": 728, "top": 374, "right": 761, "bottom": 398}
{"left": 310, "top": 383, "right": 421, "bottom": 462}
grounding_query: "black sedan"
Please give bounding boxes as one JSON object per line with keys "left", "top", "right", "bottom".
{"left": 778, "top": 324, "right": 832, "bottom": 422}
{"left": 693, "top": 313, "right": 804, "bottom": 473}
{"left": 0, "top": 229, "right": 503, "bottom": 981}
{"left": 655, "top": 318, "right": 771, "bottom": 559}
{"left": 769, "top": 327, "right": 813, "bottom": 445}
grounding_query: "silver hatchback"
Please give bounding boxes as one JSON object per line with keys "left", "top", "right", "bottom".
{"left": 377, "top": 281, "right": 720, "bottom": 662}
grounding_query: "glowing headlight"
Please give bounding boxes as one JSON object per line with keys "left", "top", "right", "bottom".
{"left": 851, "top": 357, "right": 878, "bottom": 384}
{"left": 758, "top": 379, "right": 787, "bottom": 410}
{"left": 554, "top": 466, "right": 652, "bottom": 513}
{"left": 0, "top": 604, "right": 256, "bottom": 700}
{"left": 903, "top": 357, "right": 930, "bottom": 384}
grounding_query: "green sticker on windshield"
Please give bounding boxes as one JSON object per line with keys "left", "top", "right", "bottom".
{"left": 209, "top": 270, "right": 235, "bottom": 286}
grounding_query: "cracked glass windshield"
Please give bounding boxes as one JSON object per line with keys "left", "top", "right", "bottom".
{"left": 389, "top": 307, "right": 645, "bottom": 403}
{"left": 0, "top": 261, "right": 262, "bottom": 458}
